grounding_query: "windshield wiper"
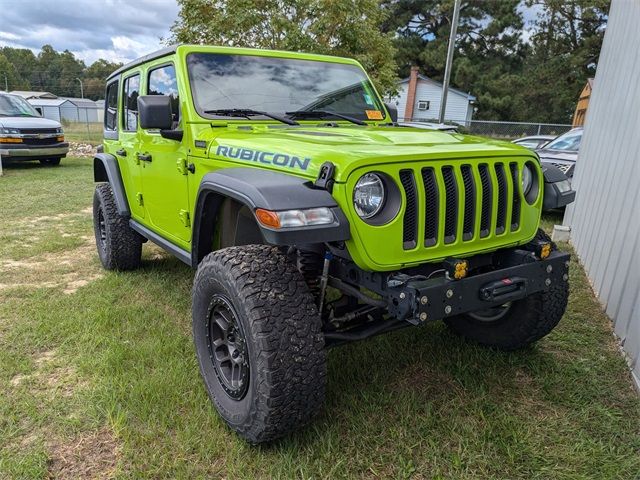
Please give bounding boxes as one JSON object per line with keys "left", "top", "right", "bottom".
{"left": 203, "top": 108, "right": 299, "bottom": 126}
{"left": 285, "top": 110, "right": 366, "bottom": 126}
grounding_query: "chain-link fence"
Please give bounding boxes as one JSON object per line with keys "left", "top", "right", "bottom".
{"left": 406, "top": 117, "right": 573, "bottom": 140}
{"left": 62, "top": 120, "right": 103, "bottom": 145}
{"left": 463, "top": 120, "right": 572, "bottom": 139}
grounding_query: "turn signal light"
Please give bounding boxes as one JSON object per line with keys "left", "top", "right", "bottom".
{"left": 255, "top": 209, "right": 281, "bottom": 228}
{"left": 255, "top": 207, "right": 335, "bottom": 229}
{"left": 0, "top": 137, "right": 23, "bottom": 143}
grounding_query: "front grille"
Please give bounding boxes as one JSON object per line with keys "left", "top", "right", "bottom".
{"left": 478, "top": 164, "right": 492, "bottom": 238}
{"left": 509, "top": 162, "right": 521, "bottom": 230}
{"left": 442, "top": 166, "right": 458, "bottom": 244}
{"left": 421, "top": 168, "right": 438, "bottom": 247}
{"left": 22, "top": 137, "right": 59, "bottom": 146}
{"left": 18, "top": 128, "right": 59, "bottom": 135}
{"left": 399, "top": 170, "right": 417, "bottom": 249}
{"left": 399, "top": 160, "right": 527, "bottom": 250}
{"left": 495, "top": 163, "right": 508, "bottom": 235}
{"left": 461, "top": 165, "right": 475, "bottom": 241}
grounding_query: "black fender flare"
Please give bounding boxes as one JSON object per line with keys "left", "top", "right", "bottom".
{"left": 93, "top": 153, "right": 130, "bottom": 216}
{"left": 192, "top": 168, "right": 350, "bottom": 267}
{"left": 542, "top": 164, "right": 576, "bottom": 210}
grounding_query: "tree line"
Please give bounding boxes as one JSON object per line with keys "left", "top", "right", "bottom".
{"left": 0, "top": 0, "right": 608, "bottom": 123}
{"left": 171, "top": 0, "right": 609, "bottom": 124}
{"left": 0, "top": 45, "right": 122, "bottom": 101}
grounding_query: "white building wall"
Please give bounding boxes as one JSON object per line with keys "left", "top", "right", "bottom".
{"left": 394, "top": 83, "right": 409, "bottom": 121}
{"left": 412, "top": 79, "right": 470, "bottom": 123}
{"left": 563, "top": 0, "right": 640, "bottom": 388}
{"left": 392, "top": 79, "right": 472, "bottom": 124}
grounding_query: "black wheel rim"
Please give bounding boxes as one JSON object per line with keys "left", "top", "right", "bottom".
{"left": 206, "top": 294, "right": 250, "bottom": 400}
{"left": 467, "top": 302, "right": 513, "bottom": 323}
{"left": 97, "top": 208, "right": 107, "bottom": 253}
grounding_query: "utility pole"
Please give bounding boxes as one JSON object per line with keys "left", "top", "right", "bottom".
{"left": 438, "top": 0, "right": 462, "bottom": 124}
{"left": 2, "top": 73, "right": 7, "bottom": 92}
{"left": 76, "top": 77, "right": 84, "bottom": 98}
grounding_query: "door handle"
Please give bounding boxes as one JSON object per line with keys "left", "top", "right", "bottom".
{"left": 116, "top": 148, "right": 127, "bottom": 157}
{"left": 137, "top": 152, "right": 152, "bottom": 162}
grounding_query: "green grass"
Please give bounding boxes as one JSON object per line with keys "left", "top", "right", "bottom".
{"left": 62, "top": 122, "right": 103, "bottom": 145}
{"left": 0, "top": 159, "right": 639, "bottom": 479}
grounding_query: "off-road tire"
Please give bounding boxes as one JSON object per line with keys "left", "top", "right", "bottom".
{"left": 40, "top": 157, "right": 61, "bottom": 166}
{"left": 192, "top": 245, "right": 326, "bottom": 443}
{"left": 445, "top": 229, "right": 569, "bottom": 350}
{"left": 93, "top": 183, "right": 142, "bottom": 270}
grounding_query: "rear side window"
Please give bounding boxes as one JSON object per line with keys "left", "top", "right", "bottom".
{"left": 123, "top": 74, "right": 140, "bottom": 131}
{"left": 148, "top": 64, "right": 180, "bottom": 123}
{"left": 105, "top": 81, "right": 118, "bottom": 131}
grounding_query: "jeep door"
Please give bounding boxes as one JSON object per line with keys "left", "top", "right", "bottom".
{"left": 118, "top": 72, "right": 145, "bottom": 219}
{"left": 137, "top": 62, "right": 191, "bottom": 246}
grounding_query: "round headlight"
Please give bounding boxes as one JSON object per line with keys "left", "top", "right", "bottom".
{"left": 522, "top": 163, "right": 534, "bottom": 196}
{"left": 353, "top": 173, "right": 385, "bottom": 219}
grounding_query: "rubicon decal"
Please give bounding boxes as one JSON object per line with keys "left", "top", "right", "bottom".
{"left": 216, "top": 145, "right": 311, "bottom": 171}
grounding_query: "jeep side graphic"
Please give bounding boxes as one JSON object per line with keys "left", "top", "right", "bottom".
{"left": 216, "top": 145, "right": 312, "bottom": 170}
{"left": 92, "top": 45, "right": 570, "bottom": 443}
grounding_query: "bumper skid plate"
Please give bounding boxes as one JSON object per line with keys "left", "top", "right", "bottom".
{"left": 388, "top": 250, "right": 570, "bottom": 324}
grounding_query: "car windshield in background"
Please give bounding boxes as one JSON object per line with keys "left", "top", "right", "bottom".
{"left": 544, "top": 130, "right": 583, "bottom": 152}
{"left": 0, "top": 94, "right": 40, "bottom": 117}
{"left": 186, "top": 53, "right": 384, "bottom": 122}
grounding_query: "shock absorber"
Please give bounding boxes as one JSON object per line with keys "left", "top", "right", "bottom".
{"left": 317, "top": 251, "right": 333, "bottom": 317}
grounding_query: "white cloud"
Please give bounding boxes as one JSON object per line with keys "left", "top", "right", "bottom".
{"left": 0, "top": 0, "right": 179, "bottom": 65}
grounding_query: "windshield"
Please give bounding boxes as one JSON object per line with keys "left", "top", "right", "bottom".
{"left": 187, "top": 53, "right": 385, "bottom": 122}
{"left": 0, "top": 94, "right": 40, "bottom": 117}
{"left": 544, "top": 130, "right": 583, "bottom": 152}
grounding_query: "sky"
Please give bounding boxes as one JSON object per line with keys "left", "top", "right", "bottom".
{"left": 0, "top": 0, "right": 180, "bottom": 65}
{"left": 0, "top": 0, "right": 543, "bottom": 67}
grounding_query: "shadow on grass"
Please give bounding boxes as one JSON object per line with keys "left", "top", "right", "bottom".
{"left": 130, "top": 250, "right": 559, "bottom": 437}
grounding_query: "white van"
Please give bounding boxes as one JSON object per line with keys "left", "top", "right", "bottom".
{"left": 0, "top": 92, "right": 69, "bottom": 165}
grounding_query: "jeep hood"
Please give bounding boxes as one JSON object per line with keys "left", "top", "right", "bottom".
{"left": 202, "top": 125, "right": 536, "bottom": 181}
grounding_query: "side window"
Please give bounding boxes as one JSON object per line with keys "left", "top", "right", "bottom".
{"left": 105, "top": 80, "right": 118, "bottom": 131}
{"left": 123, "top": 74, "right": 140, "bottom": 131}
{"left": 148, "top": 64, "right": 180, "bottom": 124}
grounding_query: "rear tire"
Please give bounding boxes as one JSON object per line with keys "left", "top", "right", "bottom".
{"left": 192, "top": 245, "right": 326, "bottom": 443}
{"left": 92, "top": 183, "right": 142, "bottom": 270}
{"left": 445, "top": 229, "right": 569, "bottom": 350}
{"left": 40, "top": 157, "right": 61, "bottom": 166}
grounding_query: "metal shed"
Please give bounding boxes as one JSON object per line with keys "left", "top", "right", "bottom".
{"left": 563, "top": 0, "right": 640, "bottom": 388}
{"left": 60, "top": 97, "right": 100, "bottom": 123}
{"left": 10, "top": 90, "right": 57, "bottom": 100}
{"left": 26, "top": 98, "right": 70, "bottom": 123}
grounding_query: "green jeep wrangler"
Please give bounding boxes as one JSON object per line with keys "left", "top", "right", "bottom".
{"left": 93, "top": 44, "right": 570, "bottom": 443}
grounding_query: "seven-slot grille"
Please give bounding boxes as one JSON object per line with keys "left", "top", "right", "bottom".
{"left": 399, "top": 161, "right": 525, "bottom": 250}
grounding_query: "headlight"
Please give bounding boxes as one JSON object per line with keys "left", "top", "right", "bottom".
{"left": 56, "top": 127, "right": 63, "bottom": 134}
{"left": 522, "top": 163, "right": 534, "bottom": 196}
{"left": 255, "top": 207, "right": 334, "bottom": 229}
{"left": 353, "top": 173, "right": 385, "bottom": 219}
{"left": 0, "top": 127, "right": 21, "bottom": 135}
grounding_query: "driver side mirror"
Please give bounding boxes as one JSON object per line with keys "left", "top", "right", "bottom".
{"left": 137, "top": 95, "right": 183, "bottom": 141}
{"left": 384, "top": 102, "right": 398, "bottom": 123}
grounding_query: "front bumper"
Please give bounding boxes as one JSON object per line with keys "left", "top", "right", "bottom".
{"left": 0, "top": 142, "right": 69, "bottom": 160}
{"left": 388, "top": 250, "right": 570, "bottom": 323}
{"left": 331, "top": 247, "right": 570, "bottom": 325}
